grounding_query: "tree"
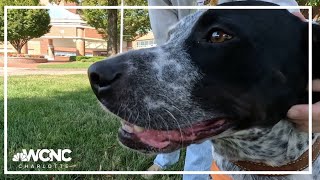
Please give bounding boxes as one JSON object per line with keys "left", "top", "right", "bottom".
{"left": 297, "top": 0, "right": 320, "bottom": 20}
{"left": 122, "top": 9, "right": 151, "bottom": 42}
{"left": 81, "top": 0, "right": 117, "bottom": 55}
{"left": 81, "top": 0, "right": 150, "bottom": 55}
{"left": 107, "top": 0, "right": 118, "bottom": 55}
{"left": 49, "top": 0, "right": 79, "bottom": 5}
{"left": 8, "top": 9, "right": 51, "bottom": 53}
{"left": 0, "top": 1, "right": 5, "bottom": 42}
{"left": 297, "top": 0, "right": 320, "bottom": 6}
{"left": 0, "top": 0, "right": 51, "bottom": 53}
{"left": 123, "top": 0, "right": 151, "bottom": 42}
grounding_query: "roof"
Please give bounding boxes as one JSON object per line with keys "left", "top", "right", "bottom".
{"left": 48, "top": 3, "right": 91, "bottom": 28}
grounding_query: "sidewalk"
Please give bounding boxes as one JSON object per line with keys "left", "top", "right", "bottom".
{"left": 0, "top": 60, "right": 87, "bottom": 76}
{"left": 0, "top": 67, "right": 87, "bottom": 76}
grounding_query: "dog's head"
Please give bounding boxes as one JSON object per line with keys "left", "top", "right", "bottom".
{"left": 88, "top": 1, "right": 320, "bottom": 153}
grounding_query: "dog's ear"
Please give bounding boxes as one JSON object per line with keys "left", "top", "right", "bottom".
{"left": 312, "top": 23, "right": 320, "bottom": 79}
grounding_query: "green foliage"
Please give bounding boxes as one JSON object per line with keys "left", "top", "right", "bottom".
{"left": 0, "top": 0, "right": 51, "bottom": 53}
{"left": 49, "top": 0, "right": 79, "bottom": 4}
{"left": 123, "top": 9, "right": 151, "bottom": 41}
{"left": 81, "top": 56, "right": 106, "bottom": 62}
{"left": 75, "top": 56, "right": 90, "bottom": 61}
{"left": 297, "top": 0, "right": 320, "bottom": 6}
{"left": 69, "top": 56, "right": 77, "bottom": 61}
{"left": 81, "top": 0, "right": 120, "bottom": 54}
{"left": 81, "top": 0, "right": 110, "bottom": 40}
{"left": 37, "top": 61, "right": 94, "bottom": 68}
{"left": 123, "top": 0, "right": 151, "bottom": 41}
{"left": 69, "top": 56, "right": 106, "bottom": 62}
{"left": 81, "top": 0, "right": 150, "bottom": 42}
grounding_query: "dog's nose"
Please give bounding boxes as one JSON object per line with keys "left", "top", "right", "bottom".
{"left": 88, "top": 59, "right": 125, "bottom": 96}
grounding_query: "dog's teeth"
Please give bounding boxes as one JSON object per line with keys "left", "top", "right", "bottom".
{"left": 122, "top": 124, "right": 134, "bottom": 133}
{"left": 133, "top": 125, "right": 145, "bottom": 133}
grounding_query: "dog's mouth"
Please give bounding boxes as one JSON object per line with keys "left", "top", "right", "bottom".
{"left": 118, "top": 118, "right": 233, "bottom": 153}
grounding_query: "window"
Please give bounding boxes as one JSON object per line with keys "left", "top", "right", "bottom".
{"left": 136, "top": 39, "right": 156, "bottom": 48}
{"left": 55, "top": 51, "right": 76, "bottom": 57}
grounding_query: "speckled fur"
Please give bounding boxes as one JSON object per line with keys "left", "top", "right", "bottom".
{"left": 108, "top": 11, "right": 220, "bottom": 130}
{"left": 155, "top": 10, "right": 320, "bottom": 180}
{"left": 212, "top": 120, "right": 320, "bottom": 179}
{"left": 139, "top": 11, "right": 320, "bottom": 178}
{"left": 89, "top": 5, "right": 320, "bottom": 179}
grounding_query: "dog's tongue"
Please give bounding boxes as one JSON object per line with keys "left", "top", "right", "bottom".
{"left": 134, "top": 119, "right": 226, "bottom": 149}
{"left": 135, "top": 129, "right": 194, "bottom": 149}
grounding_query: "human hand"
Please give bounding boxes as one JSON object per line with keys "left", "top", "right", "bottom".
{"left": 287, "top": 80, "right": 320, "bottom": 132}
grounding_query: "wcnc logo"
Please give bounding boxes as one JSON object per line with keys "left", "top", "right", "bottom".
{"left": 12, "top": 149, "right": 72, "bottom": 162}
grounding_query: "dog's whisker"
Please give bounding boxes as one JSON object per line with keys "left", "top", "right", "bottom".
{"left": 157, "top": 93, "right": 194, "bottom": 126}
{"left": 147, "top": 109, "right": 151, "bottom": 130}
{"left": 131, "top": 111, "right": 139, "bottom": 126}
{"left": 157, "top": 114, "right": 171, "bottom": 142}
{"left": 127, "top": 108, "right": 133, "bottom": 122}
{"left": 163, "top": 108, "right": 184, "bottom": 143}
{"left": 116, "top": 103, "right": 124, "bottom": 116}
{"left": 157, "top": 93, "right": 194, "bottom": 130}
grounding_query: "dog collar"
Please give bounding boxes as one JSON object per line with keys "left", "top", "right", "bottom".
{"left": 232, "top": 137, "right": 320, "bottom": 172}
{"left": 197, "top": 0, "right": 218, "bottom": 6}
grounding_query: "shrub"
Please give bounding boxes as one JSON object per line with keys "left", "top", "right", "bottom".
{"left": 69, "top": 56, "right": 76, "bottom": 61}
{"left": 76, "top": 56, "right": 91, "bottom": 61}
{"left": 81, "top": 56, "right": 106, "bottom": 62}
{"left": 69, "top": 56, "right": 106, "bottom": 62}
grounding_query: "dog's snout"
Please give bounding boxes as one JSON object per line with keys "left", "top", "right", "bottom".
{"left": 88, "top": 59, "right": 126, "bottom": 96}
{"left": 89, "top": 68, "right": 121, "bottom": 87}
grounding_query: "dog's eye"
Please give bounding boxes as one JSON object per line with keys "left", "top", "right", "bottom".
{"left": 210, "top": 31, "right": 233, "bottom": 43}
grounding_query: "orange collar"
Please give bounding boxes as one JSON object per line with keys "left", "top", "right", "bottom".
{"left": 210, "top": 161, "right": 233, "bottom": 180}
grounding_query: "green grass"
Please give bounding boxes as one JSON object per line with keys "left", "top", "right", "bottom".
{"left": 0, "top": 75, "right": 184, "bottom": 179}
{"left": 37, "top": 62, "right": 94, "bottom": 69}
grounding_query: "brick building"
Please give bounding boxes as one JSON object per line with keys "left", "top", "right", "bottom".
{"left": 39, "top": 3, "right": 110, "bottom": 61}
{"left": 0, "top": 0, "right": 128, "bottom": 61}
{"left": 132, "top": 32, "right": 156, "bottom": 49}
{"left": 0, "top": 0, "right": 156, "bottom": 61}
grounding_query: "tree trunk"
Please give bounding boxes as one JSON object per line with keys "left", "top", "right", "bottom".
{"left": 16, "top": 47, "right": 22, "bottom": 54}
{"left": 301, "top": 5, "right": 320, "bottom": 20}
{"left": 313, "top": 7, "right": 320, "bottom": 22}
{"left": 107, "top": 0, "right": 118, "bottom": 55}
{"left": 11, "top": 41, "right": 21, "bottom": 54}
{"left": 10, "top": 39, "right": 28, "bottom": 54}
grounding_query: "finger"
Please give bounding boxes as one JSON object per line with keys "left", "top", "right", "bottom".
{"left": 311, "top": 79, "right": 320, "bottom": 91}
{"left": 312, "top": 103, "right": 320, "bottom": 121}
{"left": 288, "top": 104, "right": 320, "bottom": 120}
{"left": 287, "top": 105, "right": 309, "bottom": 120}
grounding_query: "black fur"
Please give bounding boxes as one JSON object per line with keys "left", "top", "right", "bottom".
{"left": 88, "top": 1, "right": 320, "bottom": 151}
{"left": 187, "top": 6, "right": 317, "bottom": 130}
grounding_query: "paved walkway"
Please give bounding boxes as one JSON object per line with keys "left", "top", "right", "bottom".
{"left": 0, "top": 60, "right": 87, "bottom": 76}
{"left": 0, "top": 67, "right": 87, "bottom": 76}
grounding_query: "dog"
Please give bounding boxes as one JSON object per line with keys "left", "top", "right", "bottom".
{"left": 88, "top": 1, "right": 320, "bottom": 179}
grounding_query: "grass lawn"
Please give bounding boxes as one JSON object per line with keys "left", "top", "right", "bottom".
{"left": 37, "top": 62, "right": 94, "bottom": 69}
{"left": 0, "top": 75, "right": 184, "bottom": 179}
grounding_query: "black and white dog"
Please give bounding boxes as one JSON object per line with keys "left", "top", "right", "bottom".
{"left": 88, "top": 1, "right": 320, "bottom": 179}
